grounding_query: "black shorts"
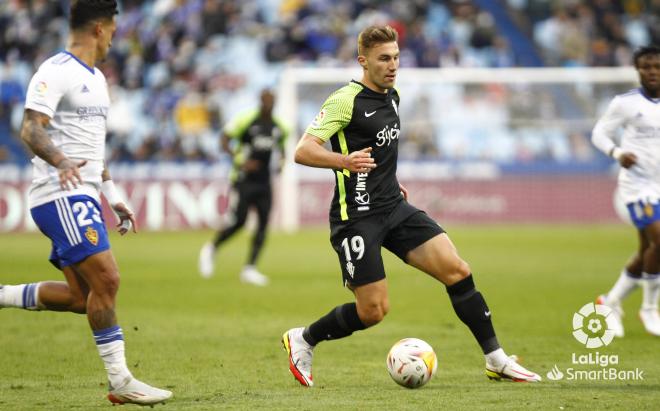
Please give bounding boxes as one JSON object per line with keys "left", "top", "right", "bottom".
{"left": 329, "top": 200, "right": 445, "bottom": 287}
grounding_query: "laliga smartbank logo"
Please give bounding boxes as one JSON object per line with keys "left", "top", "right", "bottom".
{"left": 572, "top": 302, "right": 616, "bottom": 348}
{"left": 546, "top": 302, "right": 644, "bottom": 382}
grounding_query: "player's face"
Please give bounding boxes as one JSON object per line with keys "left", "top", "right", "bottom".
{"left": 260, "top": 90, "right": 275, "bottom": 114}
{"left": 637, "top": 54, "right": 660, "bottom": 95}
{"left": 361, "top": 42, "right": 399, "bottom": 93}
{"left": 97, "top": 17, "right": 117, "bottom": 61}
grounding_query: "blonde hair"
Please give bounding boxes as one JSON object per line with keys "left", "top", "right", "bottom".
{"left": 358, "top": 25, "right": 399, "bottom": 56}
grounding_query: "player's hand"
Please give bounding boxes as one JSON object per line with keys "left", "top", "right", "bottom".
{"left": 342, "top": 147, "right": 377, "bottom": 173}
{"left": 619, "top": 152, "right": 637, "bottom": 169}
{"left": 57, "top": 159, "right": 87, "bottom": 190}
{"left": 112, "top": 202, "right": 137, "bottom": 235}
{"left": 242, "top": 159, "right": 261, "bottom": 172}
{"left": 399, "top": 183, "right": 409, "bottom": 201}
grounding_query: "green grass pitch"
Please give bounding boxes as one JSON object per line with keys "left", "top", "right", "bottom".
{"left": 1, "top": 225, "right": 658, "bottom": 410}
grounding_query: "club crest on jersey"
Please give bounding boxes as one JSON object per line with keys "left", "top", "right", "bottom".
{"left": 346, "top": 261, "right": 355, "bottom": 278}
{"left": 311, "top": 109, "right": 326, "bottom": 128}
{"left": 644, "top": 203, "right": 654, "bottom": 218}
{"left": 85, "top": 226, "right": 99, "bottom": 246}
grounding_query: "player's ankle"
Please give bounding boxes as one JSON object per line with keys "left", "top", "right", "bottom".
{"left": 485, "top": 347, "right": 508, "bottom": 368}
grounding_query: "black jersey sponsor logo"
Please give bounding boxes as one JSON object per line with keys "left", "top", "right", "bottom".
{"left": 355, "top": 191, "right": 370, "bottom": 205}
{"left": 376, "top": 124, "right": 400, "bottom": 147}
{"left": 355, "top": 172, "right": 370, "bottom": 210}
{"left": 253, "top": 135, "right": 275, "bottom": 150}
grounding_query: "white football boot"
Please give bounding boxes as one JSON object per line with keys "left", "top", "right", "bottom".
{"left": 596, "top": 295, "right": 625, "bottom": 337}
{"left": 108, "top": 377, "right": 172, "bottom": 406}
{"left": 639, "top": 308, "right": 660, "bottom": 336}
{"left": 198, "top": 242, "right": 215, "bottom": 278}
{"left": 240, "top": 265, "right": 269, "bottom": 286}
{"left": 282, "top": 327, "right": 314, "bottom": 387}
{"left": 486, "top": 355, "right": 542, "bottom": 382}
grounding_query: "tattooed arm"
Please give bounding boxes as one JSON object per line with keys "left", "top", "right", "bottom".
{"left": 20, "top": 109, "right": 87, "bottom": 190}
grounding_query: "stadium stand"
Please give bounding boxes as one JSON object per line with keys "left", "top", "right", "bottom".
{"left": 0, "top": 0, "right": 656, "bottom": 164}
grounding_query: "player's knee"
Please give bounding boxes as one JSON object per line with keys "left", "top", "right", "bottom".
{"left": 456, "top": 259, "right": 471, "bottom": 278}
{"left": 448, "top": 258, "right": 471, "bottom": 279}
{"left": 359, "top": 301, "right": 389, "bottom": 326}
{"left": 96, "top": 269, "right": 120, "bottom": 299}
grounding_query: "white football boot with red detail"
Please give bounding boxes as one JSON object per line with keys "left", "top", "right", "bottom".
{"left": 108, "top": 377, "right": 172, "bottom": 406}
{"left": 486, "top": 355, "right": 542, "bottom": 382}
{"left": 282, "top": 327, "right": 314, "bottom": 387}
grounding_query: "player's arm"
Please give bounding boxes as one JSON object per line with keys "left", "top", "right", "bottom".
{"left": 19, "top": 109, "right": 87, "bottom": 190}
{"left": 295, "top": 133, "right": 376, "bottom": 174}
{"left": 591, "top": 97, "right": 637, "bottom": 169}
{"left": 101, "top": 163, "right": 137, "bottom": 235}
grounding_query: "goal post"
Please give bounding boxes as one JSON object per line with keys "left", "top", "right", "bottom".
{"left": 277, "top": 67, "right": 637, "bottom": 232}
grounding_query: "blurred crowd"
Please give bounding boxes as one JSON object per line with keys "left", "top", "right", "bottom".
{"left": 509, "top": 0, "right": 660, "bottom": 66}
{"left": 0, "top": 0, "right": 656, "bottom": 165}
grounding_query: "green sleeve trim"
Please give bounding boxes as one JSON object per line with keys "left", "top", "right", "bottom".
{"left": 224, "top": 109, "right": 259, "bottom": 139}
{"left": 305, "top": 82, "right": 362, "bottom": 142}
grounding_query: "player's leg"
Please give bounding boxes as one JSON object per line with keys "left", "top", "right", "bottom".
{"left": 596, "top": 229, "right": 646, "bottom": 337}
{"left": 282, "top": 219, "right": 384, "bottom": 387}
{"left": 74, "top": 249, "right": 171, "bottom": 405}
{"left": 0, "top": 264, "right": 89, "bottom": 312}
{"left": 240, "top": 185, "right": 272, "bottom": 286}
{"left": 55, "top": 195, "right": 171, "bottom": 404}
{"left": 381, "top": 205, "right": 540, "bottom": 382}
{"left": 639, "top": 220, "right": 660, "bottom": 335}
{"left": 199, "top": 184, "right": 249, "bottom": 278}
{"left": 282, "top": 286, "right": 378, "bottom": 388}
{"left": 405, "top": 233, "right": 540, "bottom": 382}
{"left": 36, "top": 267, "right": 89, "bottom": 313}
{"left": 1, "top": 201, "right": 89, "bottom": 313}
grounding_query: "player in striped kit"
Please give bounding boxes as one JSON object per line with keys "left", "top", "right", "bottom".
{"left": 592, "top": 45, "right": 660, "bottom": 337}
{"left": 0, "top": 0, "right": 171, "bottom": 405}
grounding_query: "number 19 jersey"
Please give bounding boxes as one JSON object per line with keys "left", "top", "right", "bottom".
{"left": 305, "top": 81, "right": 403, "bottom": 223}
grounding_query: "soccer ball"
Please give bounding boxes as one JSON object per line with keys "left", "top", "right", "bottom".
{"left": 386, "top": 338, "right": 438, "bottom": 388}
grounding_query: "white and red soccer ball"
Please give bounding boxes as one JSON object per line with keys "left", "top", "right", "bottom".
{"left": 386, "top": 338, "right": 438, "bottom": 389}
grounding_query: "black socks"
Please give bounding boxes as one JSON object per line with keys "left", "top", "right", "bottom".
{"left": 446, "top": 274, "right": 500, "bottom": 354}
{"left": 303, "top": 302, "right": 366, "bottom": 346}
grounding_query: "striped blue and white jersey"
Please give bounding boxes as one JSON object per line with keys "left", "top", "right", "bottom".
{"left": 24, "top": 52, "right": 110, "bottom": 208}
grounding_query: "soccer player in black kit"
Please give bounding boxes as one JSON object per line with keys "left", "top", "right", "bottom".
{"left": 199, "top": 89, "right": 288, "bottom": 286}
{"left": 282, "top": 25, "right": 541, "bottom": 386}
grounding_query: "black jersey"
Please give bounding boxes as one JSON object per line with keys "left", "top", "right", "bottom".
{"left": 306, "top": 80, "right": 403, "bottom": 223}
{"left": 225, "top": 109, "right": 288, "bottom": 184}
